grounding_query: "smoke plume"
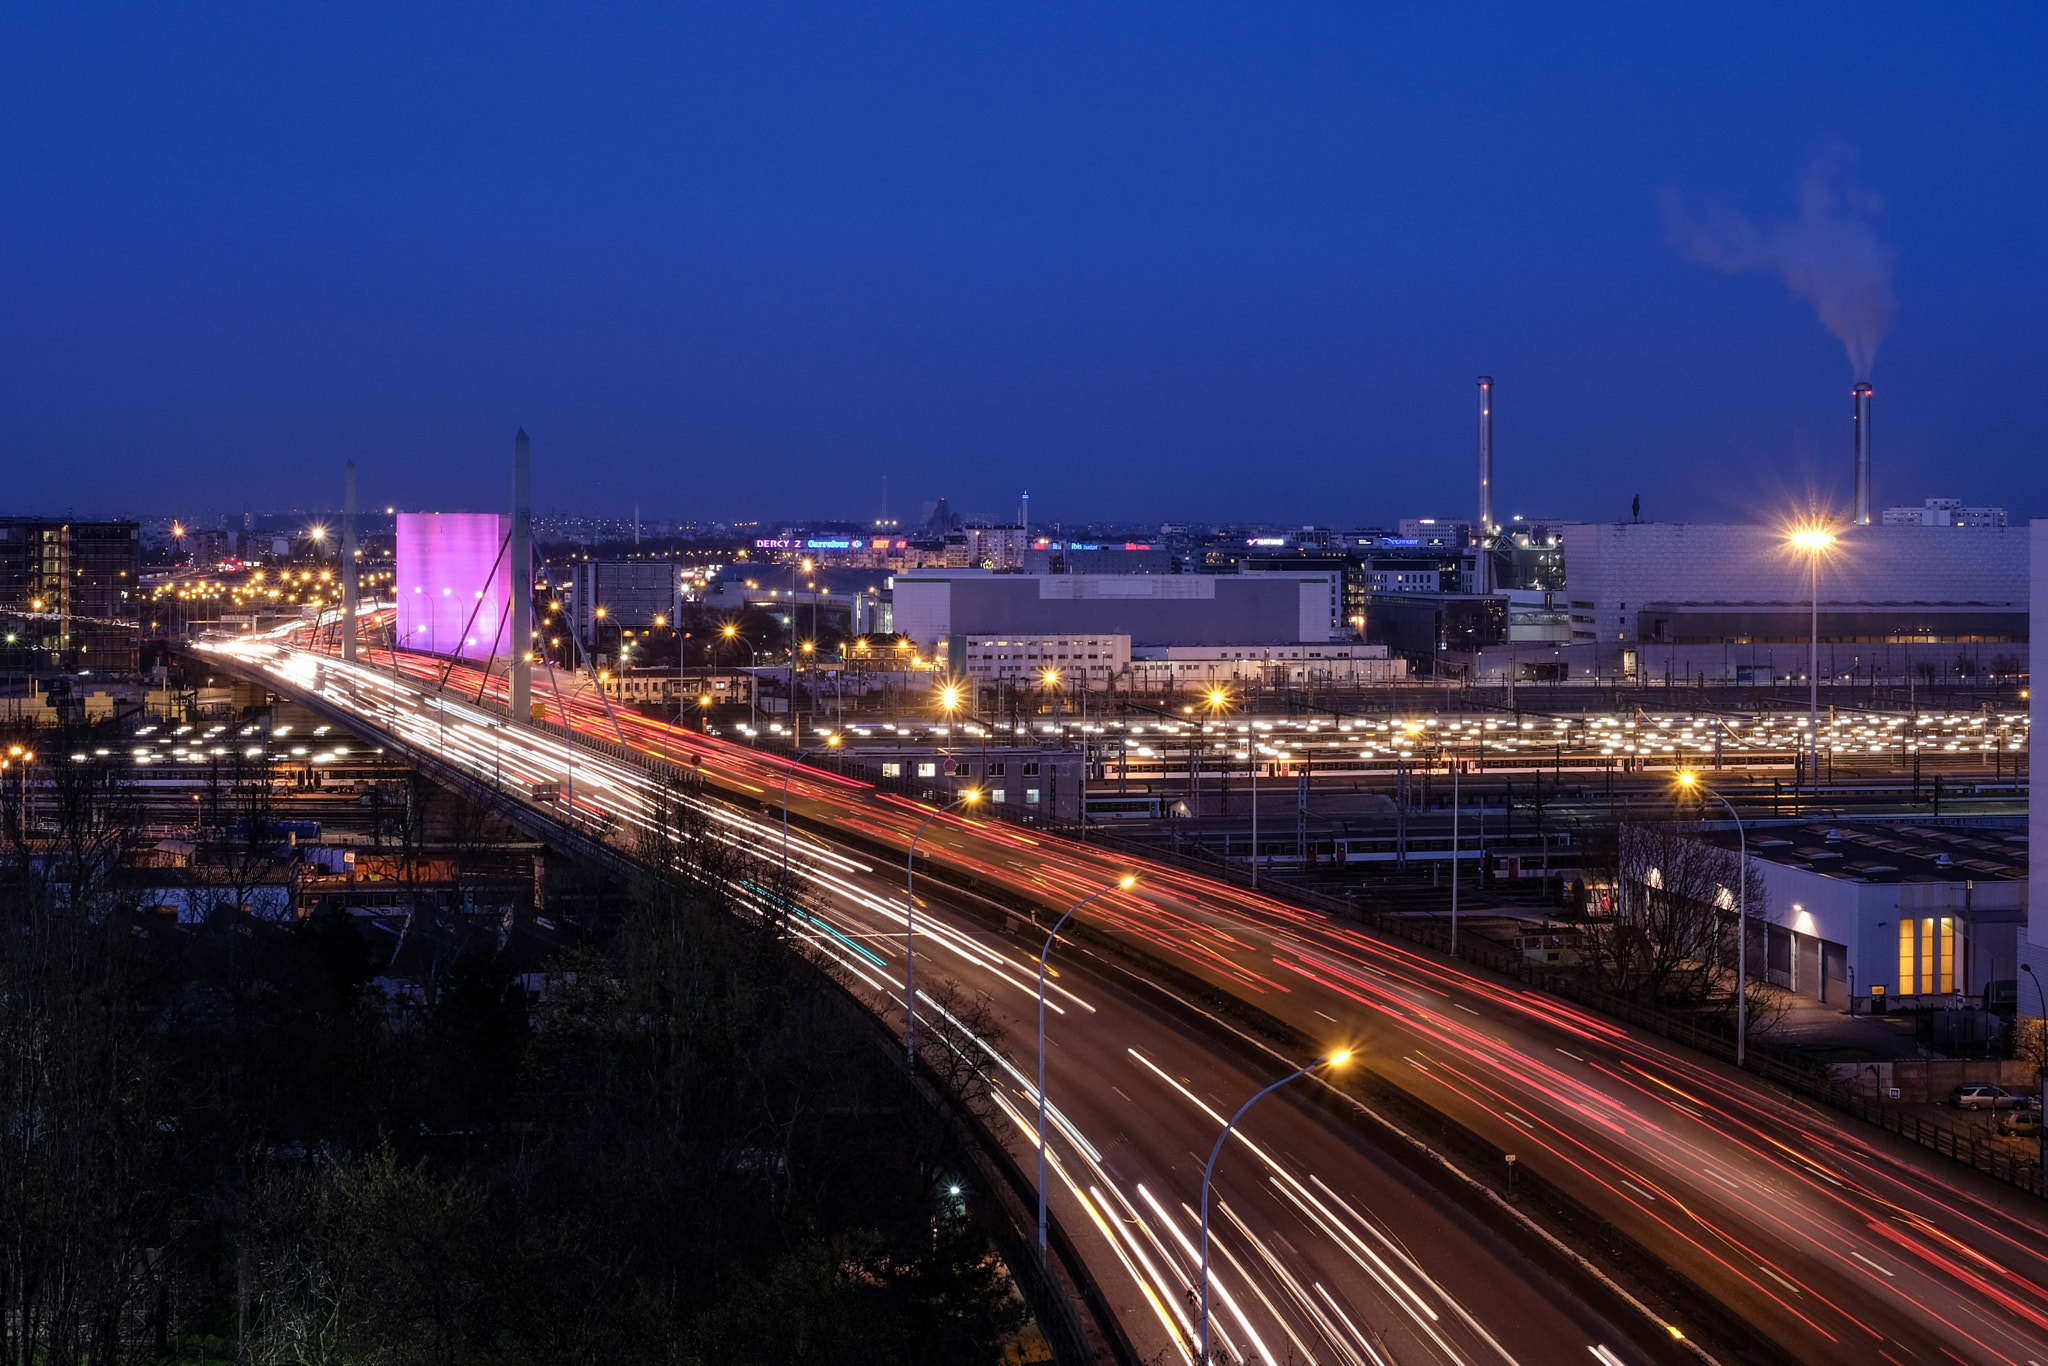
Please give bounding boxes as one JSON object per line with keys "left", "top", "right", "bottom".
{"left": 1667, "top": 141, "right": 1897, "bottom": 379}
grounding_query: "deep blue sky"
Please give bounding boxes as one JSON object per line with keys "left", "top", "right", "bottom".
{"left": 2, "top": 3, "right": 2042, "bottom": 526}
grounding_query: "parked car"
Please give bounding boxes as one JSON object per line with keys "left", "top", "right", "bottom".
{"left": 1950, "top": 1083, "right": 2020, "bottom": 1111}
{"left": 1997, "top": 1110, "right": 2044, "bottom": 1137}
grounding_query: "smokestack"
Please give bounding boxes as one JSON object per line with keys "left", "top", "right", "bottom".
{"left": 1476, "top": 376, "right": 1494, "bottom": 536}
{"left": 341, "top": 461, "right": 358, "bottom": 663}
{"left": 510, "top": 430, "right": 533, "bottom": 723}
{"left": 1853, "top": 382, "right": 1873, "bottom": 525}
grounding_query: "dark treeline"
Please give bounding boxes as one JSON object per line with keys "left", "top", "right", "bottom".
{"left": 0, "top": 727, "right": 1032, "bottom": 1365}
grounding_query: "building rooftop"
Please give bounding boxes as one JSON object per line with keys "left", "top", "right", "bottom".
{"left": 1695, "top": 820, "right": 2027, "bottom": 883}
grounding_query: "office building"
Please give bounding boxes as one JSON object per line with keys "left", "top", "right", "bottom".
{"left": 570, "top": 560, "right": 686, "bottom": 650}
{"left": 0, "top": 518, "right": 142, "bottom": 675}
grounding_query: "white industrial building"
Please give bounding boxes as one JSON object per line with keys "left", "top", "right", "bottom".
{"left": 1882, "top": 498, "right": 2008, "bottom": 528}
{"left": 1126, "top": 643, "right": 1405, "bottom": 689}
{"left": 957, "top": 634, "right": 1132, "bottom": 686}
{"left": 891, "top": 569, "right": 1344, "bottom": 656}
{"left": 1557, "top": 521, "right": 2027, "bottom": 647}
{"left": 1691, "top": 823, "right": 2025, "bottom": 1009}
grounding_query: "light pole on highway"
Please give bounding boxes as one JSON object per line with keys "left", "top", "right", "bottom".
{"left": 720, "top": 624, "right": 759, "bottom": 741}
{"left": 2022, "top": 964, "right": 2047, "bottom": 1170}
{"left": 905, "top": 789, "right": 982, "bottom": 1065}
{"left": 781, "top": 737, "right": 842, "bottom": 883}
{"left": 1197, "top": 1050, "right": 1349, "bottom": 1365}
{"left": 1449, "top": 727, "right": 1460, "bottom": 954}
{"left": 1790, "top": 526, "right": 1835, "bottom": 810}
{"left": 1679, "top": 771, "right": 1748, "bottom": 1066}
{"left": 1036, "top": 874, "right": 1136, "bottom": 1253}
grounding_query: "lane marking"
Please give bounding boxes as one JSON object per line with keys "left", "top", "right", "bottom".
{"left": 1314, "top": 1009, "right": 1339, "bottom": 1023}
{"left": 1701, "top": 1168, "right": 1741, "bottom": 1191}
{"left": 1504, "top": 1112, "right": 1533, "bottom": 1128}
{"left": 1454, "top": 1002, "right": 1481, "bottom": 1015}
{"left": 1847, "top": 1249, "right": 1895, "bottom": 1278}
{"left": 1620, "top": 1180, "right": 1657, "bottom": 1203}
{"left": 1556, "top": 1048, "right": 1584, "bottom": 1062}
{"left": 1757, "top": 1263, "right": 1801, "bottom": 1296}
{"left": 1112, "top": 1086, "right": 1133, "bottom": 1103}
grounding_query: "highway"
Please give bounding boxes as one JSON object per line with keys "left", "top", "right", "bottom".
{"left": 197, "top": 632, "right": 2048, "bottom": 1365}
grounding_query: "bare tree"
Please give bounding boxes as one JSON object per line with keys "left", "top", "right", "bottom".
{"left": 1579, "top": 818, "right": 1772, "bottom": 1019}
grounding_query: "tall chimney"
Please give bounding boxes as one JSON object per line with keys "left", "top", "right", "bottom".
{"left": 510, "top": 430, "right": 533, "bottom": 723}
{"left": 340, "top": 461, "right": 359, "bottom": 663}
{"left": 1853, "top": 383, "right": 1873, "bottom": 525}
{"left": 1476, "top": 376, "right": 1494, "bottom": 536}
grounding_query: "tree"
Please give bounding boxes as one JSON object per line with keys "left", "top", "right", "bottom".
{"left": 1578, "top": 817, "right": 1773, "bottom": 1033}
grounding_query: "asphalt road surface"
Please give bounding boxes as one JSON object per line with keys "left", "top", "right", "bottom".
{"left": 199, "top": 635, "right": 2048, "bottom": 1365}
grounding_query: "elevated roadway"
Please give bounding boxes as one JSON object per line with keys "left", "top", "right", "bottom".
{"left": 195, "top": 634, "right": 2048, "bottom": 1366}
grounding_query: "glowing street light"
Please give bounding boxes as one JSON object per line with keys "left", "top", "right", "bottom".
{"left": 1788, "top": 525, "right": 1836, "bottom": 803}
{"left": 1680, "top": 770, "right": 1749, "bottom": 1065}
{"left": 1197, "top": 1050, "right": 1351, "bottom": 1363}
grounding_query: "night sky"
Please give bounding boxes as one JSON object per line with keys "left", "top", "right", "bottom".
{"left": 2, "top": 4, "right": 2041, "bottom": 527}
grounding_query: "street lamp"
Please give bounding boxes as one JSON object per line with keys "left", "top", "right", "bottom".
{"left": 1036, "top": 874, "right": 1137, "bottom": 1251}
{"left": 781, "top": 737, "right": 843, "bottom": 882}
{"left": 1679, "top": 771, "right": 1749, "bottom": 1066}
{"left": 1789, "top": 527, "right": 1836, "bottom": 807}
{"left": 2022, "top": 964, "right": 2047, "bottom": 1170}
{"left": 905, "top": 789, "right": 982, "bottom": 1064}
{"left": 721, "top": 623, "right": 760, "bottom": 740}
{"left": 1201, "top": 687, "right": 1230, "bottom": 823}
{"left": 1197, "top": 1050, "right": 1350, "bottom": 1364}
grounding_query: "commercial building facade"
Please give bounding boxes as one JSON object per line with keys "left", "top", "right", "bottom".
{"left": 0, "top": 518, "right": 142, "bottom": 675}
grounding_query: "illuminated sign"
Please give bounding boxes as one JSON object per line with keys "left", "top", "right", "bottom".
{"left": 1245, "top": 537, "right": 1288, "bottom": 547}
{"left": 1379, "top": 537, "right": 1421, "bottom": 547}
{"left": 754, "top": 537, "right": 898, "bottom": 552}
{"left": 1123, "top": 542, "right": 1153, "bottom": 551}
{"left": 395, "top": 513, "right": 513, "bottom": 662}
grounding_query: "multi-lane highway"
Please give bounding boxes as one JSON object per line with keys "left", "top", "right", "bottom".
{"left": 197, "top": 631, "right": 2048, "bottom": 1365}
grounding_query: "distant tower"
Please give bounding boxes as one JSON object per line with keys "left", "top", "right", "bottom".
{"left": 341, "top": 461, "right": 359, "bottom": 663}
{"left": 1020, "top": 491, "right": 1030, "bottom": 544}
{"left": 510, "top": 430, "right": 533, "bottom": 723}
{"left": 1476, "top": 376, "right": 1494, "bottom": 536}
{"left": 1853, "top": 383, "right": 1873, "bottom": 526}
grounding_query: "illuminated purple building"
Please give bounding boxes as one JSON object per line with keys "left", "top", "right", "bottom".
{"left": 395, "top": 512, "right": 514, "bottom": 661}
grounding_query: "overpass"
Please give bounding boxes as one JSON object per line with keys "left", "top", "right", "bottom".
{"left": 193, "top": 627, "right": 2048, "bottom": 1366}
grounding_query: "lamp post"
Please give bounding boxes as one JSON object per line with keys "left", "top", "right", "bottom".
{"left": 1790, "top": 528, "right": 1835, "bottom": 811}
{"left": 1036, "top": 874, "right": 1137, "bottom": 1251}
{"left": 1197, "top": 1051, "right": 1350, "bottom": 1364}
{"left": 781, "top": 738, "right": 842, "bottom": 883}
{"left": 1249, "top": 726, "right": 1260, "bottom": 889}
{"left": 1680, "top": 771, "right": 1748, "bottom": 1066}
{"left": 1450, "top": 727, "right": 1460, "bottom": 954}
{"left": 905, "top": 789, "right": 981, "bottom": 1064}
{"left": 2022, "top": 964, "right": 2047, "bottom": 1170}
{"left": 720, "top": 624, "right": 759, "bottom": 741}
{"left": 1203, "top": 687, "right": 1229, "bottom": 839}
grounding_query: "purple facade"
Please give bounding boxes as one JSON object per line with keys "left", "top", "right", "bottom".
{"left": 395, "top": 513, "right": 514, "bottom": 661}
